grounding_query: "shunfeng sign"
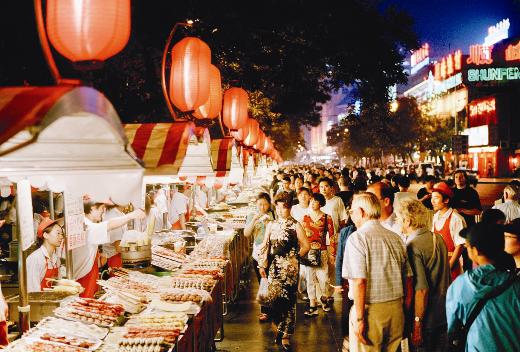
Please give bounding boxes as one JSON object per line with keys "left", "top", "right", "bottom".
{"left": 467, "top": 66, "right": 520, "bottom": 82}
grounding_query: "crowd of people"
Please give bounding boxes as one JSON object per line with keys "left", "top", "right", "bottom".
{"left": 245, "top": 165, "right": 520, "bottom": 352}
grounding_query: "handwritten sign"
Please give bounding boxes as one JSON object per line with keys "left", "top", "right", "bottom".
{"left": 16, "top": 180, "right": 35, "bottom": 251}
{"left": 64, "top": 190, "right": 86, "bottom": 250}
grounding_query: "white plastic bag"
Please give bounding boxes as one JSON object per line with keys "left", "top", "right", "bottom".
{"left": 256, "top": 278, "right": 270, "bottom": 305}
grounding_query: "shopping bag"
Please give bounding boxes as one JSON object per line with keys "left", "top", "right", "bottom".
{"left": 256, "top": 278, "right": 270, "bottom": 306}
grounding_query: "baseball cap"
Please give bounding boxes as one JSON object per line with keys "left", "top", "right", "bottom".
{"left": 460, "top": 222, "right": 504, "bottom": 253}
{"left": 503, "top": 218, "right": 520, "bottom": 237}
{"left": 432, "top": 182, "right": 454, "bottom": 199}
{"left": 37, "top": 218, "right": 59, "bottom": 238}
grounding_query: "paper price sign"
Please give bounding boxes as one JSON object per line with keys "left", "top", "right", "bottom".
{"left": 64, "top": 190, "right": 86, "bottom": 250}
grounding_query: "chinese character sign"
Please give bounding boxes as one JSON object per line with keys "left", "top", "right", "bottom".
{"left": 467, "top": 45, "right": 493, "bottom": 65}
{"left": 505, "top": 40, "right": 520, "bottom": 62}
{"left": 434, "top": 50, "right": 462, "bottom": 80}
{"left": 469, "top": 97, "right": 496, "bottom": 127}
{"left": 411, "top": 43, "right": 429, "bottom": 67}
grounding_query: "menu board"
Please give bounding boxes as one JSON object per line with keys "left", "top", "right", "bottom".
{"left": 64, "top": 190, "right": 86, "bottom": 250}
{"left": 16, "top": 180, "right": 35, "bottom": 251}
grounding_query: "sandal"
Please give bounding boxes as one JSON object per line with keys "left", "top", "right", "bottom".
{"left": 258, "top": 313, "right": 269, "bottom": 322}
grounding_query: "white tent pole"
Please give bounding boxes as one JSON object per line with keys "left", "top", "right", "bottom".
{"left": 14, "top": 184, "right": 30, "bottom": 333}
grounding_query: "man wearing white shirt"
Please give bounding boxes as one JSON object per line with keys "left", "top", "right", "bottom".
{"left": 492, "top": 185, "right": 520, "bottom": 224}
{"left": 431, "top": 182, "right": 466, "bottom": 281}
{"left": 170, "top": 185, "right": 189, "bottom": 229}
{"left": 73, "top": 198, "right": 144, "bottom": 298}
{"left": 291, "top": 187, "right": 311, "bottom": 223}
{"left": 367, "top": 182, "right": 404, "bottom": 241}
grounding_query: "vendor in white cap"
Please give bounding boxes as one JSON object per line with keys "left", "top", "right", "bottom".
{"left": 74, "top": 196, "right": 145, "bottom": 298}
{"left": 26, "top": 218, "right": 64, "bottom": 292}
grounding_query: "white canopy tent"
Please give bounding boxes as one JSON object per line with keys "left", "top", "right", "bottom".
{"left": 0, "top": 86, "right": 144, "bottom": 206}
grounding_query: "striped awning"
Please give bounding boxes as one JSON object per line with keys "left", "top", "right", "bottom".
{"left": 210, "top": 137, "right": 234, "bottom": 177}
{"left": 0, "top": 86, "right": 75, "bottom": 147}
{"left": 124, "top": 122, "right": 195, "bottom": 175}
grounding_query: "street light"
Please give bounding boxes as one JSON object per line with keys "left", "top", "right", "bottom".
{"left": 390, "top": 100, "right": 399, "bottom": 113}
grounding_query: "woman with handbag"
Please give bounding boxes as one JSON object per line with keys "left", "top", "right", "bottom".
{"left": 301, "top": 193, "right": 335, "bottom": 316}
{"left": 258, "top": 192, "right": 310, "bottom": 350}
{"left": 244, "top": 192, "right": 275, "bottom": 322}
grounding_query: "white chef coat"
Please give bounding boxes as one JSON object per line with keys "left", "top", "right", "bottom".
{"left": 71, "top": 217, "right": 110, "bottom": 280}
{"left": 102, "top": 208, "right": 127, "bottom": 259}
{"left": 26, "top": 245, "right": 61, "bottom": 292}
{"left": 171, "top": 192, "right": 189, "bottom": 216}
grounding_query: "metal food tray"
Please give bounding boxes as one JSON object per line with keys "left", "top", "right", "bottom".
{"left": 54, "top": 306, "right": 124, "bottom": 328}
{"left": 22, "top": 331, "right": 103, "bottom": 351}
{"left": 36, "top": 316, "right": 110, "bottom": 340}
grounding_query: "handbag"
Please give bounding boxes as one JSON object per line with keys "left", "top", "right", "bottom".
{"left": 448, "top": 271, "right": 518, "bottom": 351}
{"left": 256, "top": 277, "right": 270, "bottom": 306}
{"left": 301, "top": 214, "right": 328, "bottom": 267}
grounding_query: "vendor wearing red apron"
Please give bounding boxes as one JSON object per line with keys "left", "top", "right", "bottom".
{"left": 73, "top": 197, "right": 145, "bottom": 298}
{"left": 26, "top": 218, "right": 64, "bottom": 292}
{"left": 170, "top": 185, "right": 189, "bottom": 230}
{"left": 431, "top": 182, "right": 467, "bottom": 281}
{"left": 101, "top": 203, "right": 127, "bottom": 271}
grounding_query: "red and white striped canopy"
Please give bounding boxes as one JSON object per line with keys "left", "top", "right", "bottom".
{"left": 210, "top": 137, "right": 235, "bottom": 177}
{"left": 124, "top": 122, "right": 195, "bottom": 175}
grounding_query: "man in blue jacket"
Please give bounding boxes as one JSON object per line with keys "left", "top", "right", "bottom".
{"left": 446, "top": 223, "right": 519, "bottom": 352}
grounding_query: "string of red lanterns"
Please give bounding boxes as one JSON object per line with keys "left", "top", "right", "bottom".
{"left": 39, "top": 1, "right": 279, "bottom": 162}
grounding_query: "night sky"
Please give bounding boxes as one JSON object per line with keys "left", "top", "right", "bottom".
{"left": 382, "top": 0, "right": 520, "bottom": 58}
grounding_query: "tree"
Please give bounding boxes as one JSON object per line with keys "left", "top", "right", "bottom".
{"left": 328, "top": 97, "right": 423, "bottom": 165}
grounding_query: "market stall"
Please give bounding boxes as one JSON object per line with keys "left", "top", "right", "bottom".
{"left": 0, "top": 86, "right": 145, "bottom": 337}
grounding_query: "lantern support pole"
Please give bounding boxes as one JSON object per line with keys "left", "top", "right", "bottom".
{"left": 34, "top": 0, "right": 81, "bottom": 86}
{"left": 161, "top": 22, "right": 194, "bottom": 121}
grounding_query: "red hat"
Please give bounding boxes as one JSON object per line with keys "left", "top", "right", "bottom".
{"left": 432, "top": 182, "right": 454, "bottom": 199}
{"left": 37, "top": 218, "right": 59, "bottom": 238}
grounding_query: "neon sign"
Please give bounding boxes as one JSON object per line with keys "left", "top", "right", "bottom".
{"left": 467, "top": 45, "right": 493, "bottom": 65}
{"left": 411, "top": 43, "right": 430, "bottom": 74}
{"left": 484, "top": 18, "right": 510, "bottom": 47}
{"left": 467, "top": 67, "right": 520, "bottom": 82}
{"left": 469, "top": 97, "right": 496, "bottom": 127}
{"left": 505, "top": 41, "right": 520, "bottom": 62}
{"left": 434, "top": 50, "right": 462, "bottom": 80}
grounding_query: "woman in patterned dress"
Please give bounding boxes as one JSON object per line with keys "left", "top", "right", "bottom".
{"left": 258, "top": 192, "right": 310, "bottom": 350}
{"left": 244, "top": 192, "right": 275, "bottom": 322}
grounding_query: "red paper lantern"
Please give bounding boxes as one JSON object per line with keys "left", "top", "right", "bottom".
{"left": 179, "top": 176, "right": 188, "bottom": 181}
{"left": 169, "top": 37, "right": 211, "bottom": 113}
{"left": 254, "top": 130, "right": 265, "bottom": 151}
{"left": 243, "top": 119, "right": 259, "bottom": 147}
{"left": 262, "top": 137, "right": 271, "bottom": 154}
{"left": 46, "top": 0, "right": 131, "bottom": 62}
{"left": 222, "top": 88, "right": 249, "bottom": 131}
{"left": 230, "top": 119, "right": 250, "bottom": 142}
{"left": 193, "top": 64, "right": 222, "bottom": 119}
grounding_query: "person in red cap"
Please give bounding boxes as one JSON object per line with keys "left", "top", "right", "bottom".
{"left": 431, "top": 182, "right": 466, "bottom": 281}
{"left": 72, "top": 197, "right": 145, "bottom": 298}
{"left": 26, "top": 218, "right": 64, "bottom": 292}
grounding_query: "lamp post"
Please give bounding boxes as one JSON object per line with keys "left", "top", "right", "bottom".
{"left": 160, "top": 21, "right": 198, "bottom": 120}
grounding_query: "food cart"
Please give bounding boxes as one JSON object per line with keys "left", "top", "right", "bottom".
{"left": 0, "top": 86, "right": 144, "bottom": 333}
